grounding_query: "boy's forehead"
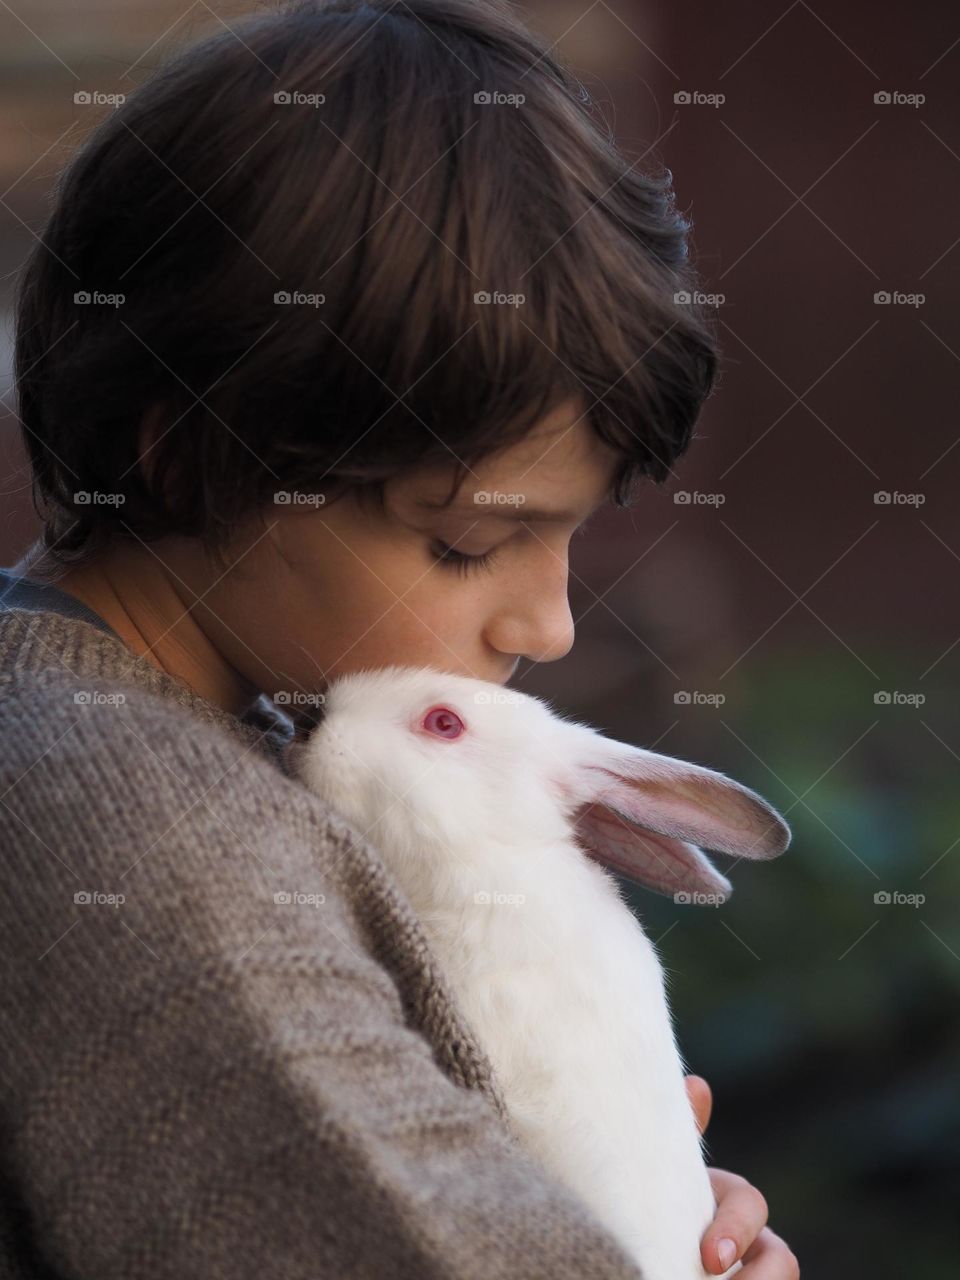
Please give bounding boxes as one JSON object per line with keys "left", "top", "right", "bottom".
{"left": 408, "top": 406, "right": 619, "bottom": 519}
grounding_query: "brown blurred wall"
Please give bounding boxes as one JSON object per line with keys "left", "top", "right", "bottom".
{"left": 1, "top": 0, "right": 956, "bottom": 651}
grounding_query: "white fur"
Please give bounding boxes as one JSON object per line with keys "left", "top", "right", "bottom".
{"left": 288, "top": 665, "right": 791, "bottom": 1278}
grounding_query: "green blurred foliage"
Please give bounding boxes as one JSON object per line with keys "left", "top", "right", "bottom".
{"left": 622, "top": 645, "right": 960, "bottom": 1279}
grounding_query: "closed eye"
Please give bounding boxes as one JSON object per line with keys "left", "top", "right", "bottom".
{"left": 430, "top": 541, "right": 500, "bottom": 576}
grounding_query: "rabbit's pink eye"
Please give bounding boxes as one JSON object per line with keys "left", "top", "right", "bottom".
{"left": 422, "top": 706, "right": 466, "bottom": 739}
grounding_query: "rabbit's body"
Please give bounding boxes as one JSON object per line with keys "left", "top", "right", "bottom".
{"left": 411, "top": 839, "right": 721, "bottom": 1278}
{"left": 290, "top": 665, "right": 789, "bottom": 1279}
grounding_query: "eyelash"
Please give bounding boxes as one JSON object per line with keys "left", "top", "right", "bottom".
{"left": 431, "top": 541, "right": 500, "bottom": 576}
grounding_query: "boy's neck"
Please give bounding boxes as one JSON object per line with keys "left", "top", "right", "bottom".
{"left": 12, "top": 538, "right": 259, "bottom": 719}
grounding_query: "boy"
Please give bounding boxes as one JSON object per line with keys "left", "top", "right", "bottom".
{"left": 1, "top": 1, "right": 798, "bottom": 1275}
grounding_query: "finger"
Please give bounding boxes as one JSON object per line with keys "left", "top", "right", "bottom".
{"left": 701, "top": 1168, "right": 768, "bottom": 1274}
{"left": 685, "top": 1074, "right": 713, "bottom": 1135}
{"left": 738, "top": 1226, "right": 801, "bottom": 1278}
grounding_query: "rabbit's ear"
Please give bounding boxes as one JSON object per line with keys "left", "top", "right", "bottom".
{"left": 573, "top": 804, "right": 735, "bottom": 899}
{"left": 565, "top": 730, "right": 791, "bottom": 898}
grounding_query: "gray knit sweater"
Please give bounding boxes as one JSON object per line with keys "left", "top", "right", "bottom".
{"left": 0, "top": 575, "right": 643, "bottom": 1279}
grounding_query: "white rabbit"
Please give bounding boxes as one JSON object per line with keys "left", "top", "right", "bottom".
{"left": 287, "top": 664, "right": 791, "bottom": 1279}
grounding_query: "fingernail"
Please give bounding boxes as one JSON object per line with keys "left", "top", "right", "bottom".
{"left": 717, "top": 1238, "right": 738, "bottom": 1269}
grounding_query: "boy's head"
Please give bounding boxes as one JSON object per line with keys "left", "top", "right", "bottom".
{"left": 13, "top": 0, "right": 719, "bottom": 693}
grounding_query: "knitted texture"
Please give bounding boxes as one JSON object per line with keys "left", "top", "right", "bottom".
{"left": 0, "top": 604, "right": 642, "bottom": 1279}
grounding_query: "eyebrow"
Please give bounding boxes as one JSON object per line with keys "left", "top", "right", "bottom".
{"left": 415, "top": 498, "right": 595, "bottom": 524}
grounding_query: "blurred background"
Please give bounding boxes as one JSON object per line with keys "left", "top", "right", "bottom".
{"left": 1, "top": 1, "right": 957, "bottom": 1275}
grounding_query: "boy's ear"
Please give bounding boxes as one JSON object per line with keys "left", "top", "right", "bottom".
{"left": 137, "top": 403, "right": 180, "bottom": 503}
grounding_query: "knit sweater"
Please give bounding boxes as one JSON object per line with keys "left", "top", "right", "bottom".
{"left": 0, "top": 570, "right": 644, "bottom": 1279}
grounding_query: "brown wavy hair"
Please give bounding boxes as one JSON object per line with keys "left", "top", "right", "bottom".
{"left": 14, "top": 0, "right": 720, "bottom": 571}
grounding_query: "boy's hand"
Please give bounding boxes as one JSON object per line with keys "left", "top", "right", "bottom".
{"left": 685, "top": 1075, "right": 801, "bottom": 1278}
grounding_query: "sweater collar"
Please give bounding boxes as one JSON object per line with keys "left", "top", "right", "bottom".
{"left": 0, "top": 567, "right": 296, "bottom": 769}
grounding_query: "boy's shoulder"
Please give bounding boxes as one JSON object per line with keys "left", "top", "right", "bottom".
{"left": 0, "top": 611, "right": 358, "bottom": 906}
{"left": 0, "top": 603, "right": 293, "bottom": 781}
{"left": 0, "top": 658, "right": 281, "bottom": 792}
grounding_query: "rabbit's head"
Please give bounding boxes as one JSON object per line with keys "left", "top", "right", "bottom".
{"left": 287, "top": 665, "right": 791, "bottom": 898}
